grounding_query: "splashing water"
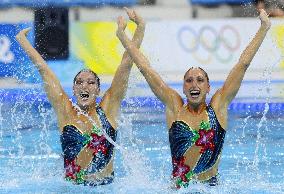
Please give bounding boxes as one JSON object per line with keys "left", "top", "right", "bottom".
{"left": 251, "top": 59, "right": 277, "bottom": 178}
{"left": 74, "top": 102, "right": 163, "bottom": 190}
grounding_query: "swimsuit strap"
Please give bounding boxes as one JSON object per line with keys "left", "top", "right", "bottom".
{"left": 95, "top": 106, "right": 116, "bottom": 140}
{"left": 85, "top": 106, "right": 116, "bottom": 173}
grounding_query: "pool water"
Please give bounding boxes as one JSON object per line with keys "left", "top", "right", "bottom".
{"left": 0, "top": 99, "right": 283, "bottom": 194}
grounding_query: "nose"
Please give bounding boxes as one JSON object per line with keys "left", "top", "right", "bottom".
{"left": 80, "top": 81, "right": 88, "bottom": 88}
{"left": 192, "top": 79, "right": 198, "bottom": 87}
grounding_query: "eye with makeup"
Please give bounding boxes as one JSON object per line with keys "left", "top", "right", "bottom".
{"left": 186, "top": 78, "right": 193, "bottom": 83}
{"left": 197, "top": 77, "right": 204, "bottom": 83}
{"left": 75, "top": 79, "right": 96, "bottom": 85}
{"left": 75, "top": 79, "right": 83, "bottom": 85}
{"left": 87, "top": 80, "right": 96, "bottom": 85}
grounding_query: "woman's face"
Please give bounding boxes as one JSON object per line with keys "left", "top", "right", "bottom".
{"left": 183, "top": 68, "right": 210, "bottom": 106}
{"left": 73, "top": 71, "right": 100, "bottom": 109}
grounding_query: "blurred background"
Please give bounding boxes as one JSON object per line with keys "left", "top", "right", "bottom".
{"left": 0, "top": 0, "right": 283, "bottom": 100}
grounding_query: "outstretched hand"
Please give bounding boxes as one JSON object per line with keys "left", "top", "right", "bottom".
{"left": 259, "top": 9, "right": 271, "bottom": 30}
{"left": 16, "top": 28, "right": 31, "bottom": 41}
{"left": 124, "top": 7, "right": 144, "bottom": 25}
{"left": 116, "top": 16, "right": 127, "bottom": 38}
{"left": 117, "top": 16, "right": 127, "bottom": 31}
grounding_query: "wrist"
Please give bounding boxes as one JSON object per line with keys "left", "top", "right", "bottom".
{"left": 116, "top": 29, "right": 124, "bottom": 39}
{"left": 16, "top": 35, "right": 22, "bottom": 40}
{"left": 136, "top": 20, "right": 145, "bottom": 27}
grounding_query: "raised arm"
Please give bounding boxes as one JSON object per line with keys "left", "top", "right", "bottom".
{"left": 16, "top": 28, "right": 71, "bottom": 126}
{"left": 214, "top": 9, "right": 271, "bottom": 107}
{"left": 75, "top": 10, "right": 146, "bottom": 173}
{"left": 101, "top": 8, "right": 146, "bottom": 120}
{"left": 116, "top": 17, "right": 183, "bottom": 113}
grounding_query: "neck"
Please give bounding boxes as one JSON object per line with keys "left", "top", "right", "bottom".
{"left": 186, "top": 102, "right": 207, "bottom": 114}
{"left": 78, "top": 102, "right": 97, "bottom": 114}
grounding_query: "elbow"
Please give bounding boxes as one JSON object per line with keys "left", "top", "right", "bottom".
{"left": 243, "top": 63, "right": 250, "bottom": 71}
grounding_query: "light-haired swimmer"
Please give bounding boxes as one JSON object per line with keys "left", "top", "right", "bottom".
{"left": 116, "top": 9, "right": 271, "bottom": 188}
{"left": 16, "top": 8, "right": 145, "bottom": 186}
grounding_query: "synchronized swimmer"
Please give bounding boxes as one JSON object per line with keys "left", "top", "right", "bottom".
{"left": 16, "top": 8, "right": 145, "bottom": 186}
{"left": 116, "top": 9, "right": 270, "bottom": 188}
{"left": 16, "top": 7, "right": 271, "bottom": 189}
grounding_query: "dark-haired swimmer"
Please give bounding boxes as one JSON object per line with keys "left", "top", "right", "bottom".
{"left": 116, "top": 9, "right": 271, "bottom": 188}
{"left": 16, "top": 8, "right": 145, "bottom": 186}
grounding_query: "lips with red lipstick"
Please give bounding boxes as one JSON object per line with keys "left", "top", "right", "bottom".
{"left": 190, "top": 90, "right": 200, "bottom": 98}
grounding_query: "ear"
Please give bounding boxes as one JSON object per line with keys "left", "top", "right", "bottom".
{"left": 207, "top": 84, "right": 210, "bottom": 94}
{"left": 96, "top": 87, "right": 100, "bottom": 95}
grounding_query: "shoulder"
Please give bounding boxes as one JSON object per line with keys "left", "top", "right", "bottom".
{"left": 57, "top": 104, "right": 79, "bottom": 131}
{"left": 210, "top": 89, "right": 229, "bottom": 110}
{"left": 166, "top": 100, "right": 184, "bottom": 127}
{"left": 210, "top": 90, "right": 228, "bottom": 129}
{"left": 166, "top": 89, "right": 184, "bottom": 109}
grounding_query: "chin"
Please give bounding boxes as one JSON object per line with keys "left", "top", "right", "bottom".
{"left": 79, "top": 100, "right": 96, "bottom": 108}
{"left": 188, "top": 99, "right": 203, "bottom": 106}
{"left": 82, "top": 102, "right": 90, "bottom": 107}
{"left": 188, "top": 97, "right": 200, "bottom": 103}
{"left": 77, "top": 99, "right": 89, "bottom": 106}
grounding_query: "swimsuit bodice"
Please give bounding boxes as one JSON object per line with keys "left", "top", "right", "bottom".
{"left": 60, "top": 106, "right": 117, "bottom": 176}
{"left": 168, "top": 105, "right": 226, "bottom": 186}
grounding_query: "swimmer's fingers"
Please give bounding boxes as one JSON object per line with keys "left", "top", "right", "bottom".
{"left": 116, "top": 16, "right": 127, "bottom": 39}
{"left": 259, "top": 9, "right": 269, "bottom": 20}
{"left": 124, "top": 7, "right": 135, "bottom": 22}
{"left": 133, "top": 10, "right": 144, "bottom": 26}
{"left": 117, "top": 16, "right": 127, "bottom": 31}
{"left": 16, "top": 28, "right": 31, "bottom": 40}
{"left": 124, "top": 7, "right": 144, "bottom": 25}
{"left": 258, "top": 9, "right": 271, "bottom": 30}
{"left": 19, "top": 28, "right": 31, "bottom": 36}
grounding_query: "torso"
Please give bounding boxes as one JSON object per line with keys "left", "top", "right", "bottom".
{"left": 59, "top": 105, "right": 117, "bottom": 183}
{"left": 167, "top": 103, "right": 226, "bottom": 181}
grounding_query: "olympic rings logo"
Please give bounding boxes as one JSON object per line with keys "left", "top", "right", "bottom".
{"left": 177, "top": 25, "right": 241, "bottom": 64}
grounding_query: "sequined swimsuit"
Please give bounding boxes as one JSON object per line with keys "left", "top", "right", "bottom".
{"left": 168, "top": 105, "right": 226, "bottom": 187}
{"left": 60, "top": 106, "right": 117, "bottom": 186}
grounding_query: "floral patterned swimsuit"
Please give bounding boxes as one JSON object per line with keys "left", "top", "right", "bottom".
{"left": 169, "top": 105, "right": 226, "bottom": 188}
{"left": 60, "top": 106, "right": 117, "bottom": 186}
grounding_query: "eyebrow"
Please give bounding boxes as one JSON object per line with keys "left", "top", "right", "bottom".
{"left": 76, "top": 77, "right": 95, "bottom": 80}
{"left": 186, "top": 75, "right": 204, "bottom": 78}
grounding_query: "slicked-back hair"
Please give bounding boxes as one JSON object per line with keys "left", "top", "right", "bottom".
{"left": 73, "top": 69, "right": 100, "bottom": 89}
{"left": 184, "top": 67, "right": 210, "bottom": 83}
